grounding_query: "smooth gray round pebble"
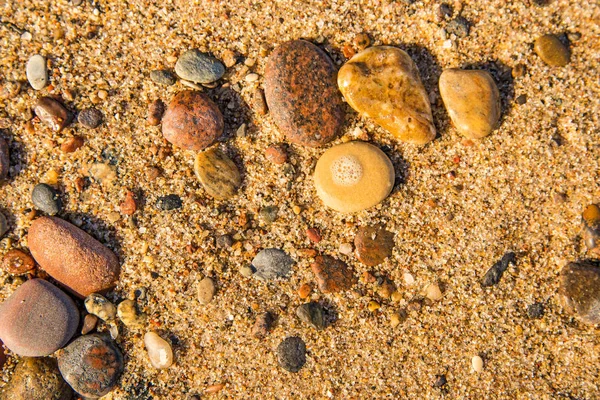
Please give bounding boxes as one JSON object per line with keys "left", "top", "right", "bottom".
{"left": 150, "top": 70, "right": 177, "bottom": 86}
{"left": 175, "top": 49, "right": 225, "bottom": 84}
{"left": 277, "top": 336, "right": 306, "bottom": 372}
{"left": 0, "top": 212, "right": 7, "bottom": 237}
{"left": 32, "top": 183, "right": 61, "bottom": 215}
{"left": 26, "top": 54, "right": 48, "bottom": 90}
{"left": 78, "top": 108, "right": 103, "bottom": 129}
{"left": 251, "top": 248, "right": 294, "bottom": 281}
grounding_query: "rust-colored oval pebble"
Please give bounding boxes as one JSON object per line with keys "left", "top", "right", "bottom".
{"left": 1, "top": 249, "right": 36, "bottom": 274}
{"left": 162, "top": 91, "right": 223, "bottom": 151}
{"left": 28, "top": 216, "right": 120, "bottom": 298}
{"left": 265, "top": 40, "right": 344, "bottom": 147}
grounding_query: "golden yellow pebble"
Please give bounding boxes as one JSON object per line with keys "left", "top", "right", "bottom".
{"left": 472, "top": 355, "right": 484, "bottom": 373}
{"left": 391, "top": 291, "right": 402, "bottom": 303}
{"left": 98, "top": 89, "right": 108, "bottom": 100}
{"left": 367, "top": 300, "right": 380, "bottom": 312}
{"left": 143, "top": 255, "right": 154, "bottom": 264}
{"left": 44, "top": 169, "right": 59, "bottom": 185}
{"left": 292, "top": 205, "right": 302, "bottom": 215}
{"left": 424, "top": 283, "right": 443, "bottom": 301}
{"left": 515, "top": 325, "right": 524, "bottom": 335}
{"left": 390, "top": 313, "right": 401, "bottom": 328}
{"left": 140, "top": 242, "right": 149, "bottom": 254}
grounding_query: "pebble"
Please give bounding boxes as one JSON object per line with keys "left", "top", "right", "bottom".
{"left": 198, "top": 277, "right": 216, "bottom": 304}
{"left": 433, "top": 374, "right": 448, "bottom": 388}
{"left": 156, "top": 194, "right": 182, "bottom": 210}
{"left": 81, "top": 314, "right": 98, "bottom": 335}
{"left": 313, "top": 142, "right": 395, "bottom": 213}
{"left": 339, "top": 242, "right": 353, "bottom": 255}
{"left": 0, "top": 279, "right": 79, "bottom": 356}
{"left": 245, "top": 73, "right": 259, "bottom": 82}
{"left": 425, "top": 283, "right": 443, "bottom": 301}
{"left": 264, "top": 39, "right": 344, "bottom": 147}
{"left": 1, "top": 249, "right": 35, "bottom": 274}
{"left": 559, "top": 261, "right": 600, "bottom": 325}
{"left": 28, "top": 216, "right": 121, "bottom": 297}
{"left": 61, "top": 135, "right": 84, "bottom": 153}
{"left": 175, "top": 49, "right": 225, "bottom": 83}
{"left": 2, "top": 357, "right": 74, "bottom": 400}
{"left": 251, "top": 248, "right": 294, "bottom": 281}
{"left": 162, "top": 91, "right": 224, "bottom": 150}
{"left": 527, "top": 302, "right": 545, "bottom": 319}
{"left": 390, "top": 310, "right": 408, "bottom": 328}
{"left": 239, "top": 265, "right": 254, "bottom": 277}
{"left": 472, "top": 355, "right": 484, "bottom": 373}
{"left": 194, "top": 148, "right": 241, "bottom": 200}
{"left": 534, "top": 34, "right": 571, "bottom": 67}
{"left": 439, "top": 69, "right": 501, "bottom": 139}
{"left": 353, "top": 33, "right": 371, "bottom": 50}
{"left": 311, "top": 255, "right": 357, "bottom": 293}
{"left": 78, "top": 107, "right": 103, "bottom": 128}
{"left": 216, "top": 234, "right": 234, "bottom": 248}
{"left": 367, "top": 300, "right": 380, "bottom": 312}
{"left": 150, "top": 69, "right": 177, "bottom": 86}
{"left": 33, "top": 97, "right": 69, "bottom": 131}
{"left": 277, "top": 336, "right": 306, "bottom": 373}
{"left": 120, "top": 191, "right": 137, "bottom": 215}
{"left": 117, "top": 299, "right": 147, "bottom": 328}
{"left": 265, "top": 145, "right": 288, "bottom": 164}
{"left": 84, "top": 293, "right": 117, "bottom": 321}
{"left": 148, "top": 99, "right": 165, "bottom": 126}
{"left": 144, "top": 332, "right": 174, "bottom": 369}
{"left": 259, "top": 205, "right": 279, "bottom": 224}
{"left": 57, "top": 334, "right": 124, "bottom": 398}
{"left": 296, "top": 302, "right": 326, "bottom": 330}
{"left": 354, "top": 225, "right": 395, "bottom": 266}
{"left": 306, "top": 228, "right": 322, "bottom": 243}
{"left": 252, "top": 312, "right": 274, "bottom": 339}
{"left": 252, "top": 87, "right": 268, "bottom": 115}
{"left": 298, "top": 283, "right": 312, "bottom": 299}
{"left": 31, "top": 183, "right": 62, "bottom": 215}
{"left": 338, "top": 46, "right": 436, "bottom": 145}
{"left": 0, "top": 137, "right": 9, "bottom": 180}
{"left": 26, "top": 54, "right": 48, "bottom": 90}
{"left": 582, "top": 204, "right": 600, "bottom": 255}
{"left": 446, "top": 16, "right": 470, "bottom": 38}
{"left": 481, "top": 252, "right": 516, "bottom": 287}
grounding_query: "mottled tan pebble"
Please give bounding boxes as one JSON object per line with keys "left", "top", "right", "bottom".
{"left": 439, "top": 69, "right": 501, "bottom": 139}
{"left": 145, "top": 332, "right": 173, "bottom": 369}
{"left": 534, "top": 34, "right": 570, "bottom": 67}
{"left": 1, "top": 357, "right": 74, "bottom": 400}
{"left": 84, "top": 293, "right": 117, "bottom": 321}
{"left": 252, "top": 312, "right": 274, "bottom": 339}
{"left": 117, "top": 299, "right": 147, "bottom": 328}
{"left": 198, "top": 277, "right": 216, "bottom": 304}
{"left": 252, "top": 87, "right": 268, "bottom": 115}
{"left": 148, "top": 99, "right": 165, "bottom": 126}
{"left": 354, "top": 225, "right": 395, "bottom": 266}
{"left": 194, "top": 147, "right": 241, "bottom": 200}
{"left": 338, "top": 46, "right": 435, "bottom": 145}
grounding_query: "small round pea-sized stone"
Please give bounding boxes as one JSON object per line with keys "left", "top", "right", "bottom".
{"left": 84, "top": 293, "right": 117, "bottom": 321}
{"left": 277, "top": 336, "right": 306, "bottom": 372}
{"left": 175, "top": 49, "right": 225, "bottom": 84}
{"left": 32, "top": 183, "right": 62, "bottom": 215}
{"left": 26, "top": 54, "right": 48, "bottom": 90}
{"left": 78, "top": 107, "right": 103, "bottom": 129}
{"left": 534, "top": 34, "right": 570, "bottom": 67}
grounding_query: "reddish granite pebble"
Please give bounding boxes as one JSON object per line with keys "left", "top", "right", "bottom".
{"left": 162, "top": 91, "right": 224, "bottom": 150}
{"left": 1, "top": 249, "right": 36, "bottom": 274}
{"left": 28, "top": 216, "right": 120, "bottom": 297}
{"left": 60, "top": 136, "right": 84, "bottom": 153}
{"left": 0, "top": 279, "right": 79, "bottom": 356}
{"left": 311, "top": 255, "right": 357, "bottom": 293}
{"left": 265, "top": 40, "right": 344, "bottom": 147}
{"left": 265, "top": 145, "right": 288, "bottom": 164}
{"left": 306, "top": 228, "right": 322, "bottom": 243}
{"left": 354, "top": 225, "right": 395, "bottom": 266}
{"left": 119, "top": 191, "right": 137, "bottom": 215}
{"left": 0, "top": 137, "right": 9, "bottom": 180}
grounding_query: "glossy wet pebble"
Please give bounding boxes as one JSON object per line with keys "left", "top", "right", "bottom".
{"left": 175, "top": 49, "right": 225, "bottom": 83}
{"left": 0, "top": 279, "right": 79, "bottom": 356}
{"left": 1, "top": 357, "right": 74, "bottom": 400}
{"left": 265, "top": 40, "right": 344, "bottom": 147}
{"left": 534, "top": 34, "right": 570, "bottom": 67}
{"left": 251, "top": 248, "right": 294, "bottom": 281}
{"left": 32, "top": 183, "right": 62, "bottom": 215}
{"left": 439, "top": 69, "right": 501, "bottom": 139}
{"left": 57, "top": 334, "right": 123, "bottom": 399}
{"left": 0, "top": 137, "right": 9, "bottom": 180}
{"left": 559, "top": 260, "right": 600, "bottom": 325}
{"left": 277, "top": 336, "right": 306, "bottom": 372}
{"left": 34, "top": 97, "right": 69, "bottom": 131}
{"left": 313, "top": 141, "right": 394, "bottom": 213}
{"left": 162, "top": 91, "right": 224, "bottom": 150}
{"left": 1, "top": 249, "right": 35, "bottom": 274}
{"left": 311, "top": 255, "right": 356, "bottom": 293}
{"left": 354, "top": 225, "right": 395, "bottom": 266}
{"left": 194, "top": 148, "right": 241, "bottom": 200}
{"left": 144, "top": 332, "right": 173, "bottom": 369}
{"left": 28, "top": 216, "right": 120, "bottom": 297}
{"left": 338, "top": 46, "right": 435, "bottom": 145}
{"left": 26, "top": 54, "right": 48, "bottom": 90}
{"left": 84, "top": 293, "right": 117, "bottom": 321}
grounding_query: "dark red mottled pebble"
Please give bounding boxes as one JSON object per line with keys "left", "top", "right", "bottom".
{"left": 354, "top": 225, "right": 395, "bottom": 266}
{"left": 311, "top": 255, "right": 356, "bottom": 293}
{"left": 265, "top": 40, "right": 344, "bottom": 147}
{"left": 162, "top": 91, "right": 223, "bottom": 150}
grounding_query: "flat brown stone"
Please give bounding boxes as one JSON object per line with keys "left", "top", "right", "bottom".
{"left": 559, "top": 261, "right": 600, "bottom": 325}
{"left": 311, "top": 255, "right": 356, "bottom": 293}
{"left": 162, "top": 91, "right": 224, "bottom": 151}
{"left": 534, "top": 34, "right": 570, "bottom": 67}
{"left": 1, "top": 249, "right": 36, "bottom": 274}
{"left": 33, "top": 97, "right": 69, "bottom": 131}
{"left": 354, "top": 225, "right": 395, "bottom": 266}
{"left": 194, "top": 147, "right": 241, "bottom": 200}
{"left": 265, "top": 40, "right": 344, "bottom": 147}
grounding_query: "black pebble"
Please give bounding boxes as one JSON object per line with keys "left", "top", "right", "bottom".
{"left": 31, "top": 183, "right": 62, "bottom": 215}
{"left": 433, "top": 374, "right": 447, "bottom": 388}
{"left": 78, "top": 107, "right": 103, "bottom": 129}
{"left": 156, "top": 194, "right": 182, "bottom": 210}
{"left": 277, "top": 336, "right": 306, "bottom": 373}
{"left": 515, "top": 94, "right": 527, "bottom": 105}
{"left": 527, "top": 302, "right": 545, "bottom": 319}
{"left": 446, "top": 16, "right": 470, "bottom": 38}
{"left": 482, "top": 252, "right": 516, "bottom": 287}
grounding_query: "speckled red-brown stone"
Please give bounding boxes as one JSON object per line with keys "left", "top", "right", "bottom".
{"left": 28, "top": 216, "right": 120, "bottom": 298}
{"left": 0, "top": 137, "right": 9, "bottom": 180}
{"left": 265, "top": 40, "right": 344, "bottom": 147}
{"left": 354, "top": 225, "right": 395, "bottom": 266}
{"left": 162, "top": 91, "right": 224, "bottom": 150}
{"left": 0, "top": 279, "right": 79, "bottom": 357}
{"left": 311, "top": 255, "right": 356, "bottom": 293}
{"left": 1, "top": 249, "right": 36, "bottom": 274}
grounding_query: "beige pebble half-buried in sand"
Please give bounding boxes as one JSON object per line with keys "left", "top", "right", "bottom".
{"left": 439, "top": 69, "right": 501, "bottom": 139}
{"left": 313, "top": 141, "right": 394, "bottom": 213}
{"left": 337, "top": 46, "right": 436, "bottom": 145}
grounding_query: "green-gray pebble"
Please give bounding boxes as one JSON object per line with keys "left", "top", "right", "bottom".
{"left": 150, "top": 70, "right": 176, "bottom": 86}
{"left": 32, "top": 183, "right": 61, "bottom": 215}
{"left": 175, "top": 49, "right": 225, "bottom": 83}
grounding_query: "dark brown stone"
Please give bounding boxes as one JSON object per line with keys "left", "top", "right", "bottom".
{"left": 1, "top": 357, "right": 74, "bottom": 400}
{"left": 162, "top": 91, "right": 223, "bottom": 151}
{"left": 252, "top": 312, "right": 274, "bottom": 339}
{"left": 559, "top": 261, "right": 600, "bottom": 325}
{"left": 1, "top": 249, "right": 36, "bottom": 274}
{"left": 33, "top": 97, "right": 69, "bottom": 131}
{"left": 354, "top": 225, "right": 395, "bottom": 266}
{"left": 311, "top": 255, "right": 356, "bottom": 293}
{"left": 0, "top": 137, "right": 9, "bottom": 180}
{"left": 265, "top": 40, "right": 344, "bottom": 147}
{"left": 60, "top": 136, "right": 84, "bottom": 153}
{"left": 147, "top": 99, "right": 165, "bottom": 126}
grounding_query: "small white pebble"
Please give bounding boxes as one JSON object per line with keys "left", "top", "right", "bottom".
{"left": 472, "top": 355, "right": 484, "bottom": 373}
{"left": 20, "top": 31, "right": 32, "bottom": 40}
{"left": 245, "top": 73, "right": 259, "bottom": 82}
{"left": 442, "top": 39, "right": 453, "bottom": 49}
{"left": 144, "top": 332, "right": 173, "bottom": 369}
{"left": 403, "top": 272, "right": 415, "bottom": 286}
{"left": 339, "top": 243, "right": 353, "bottom": 255}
